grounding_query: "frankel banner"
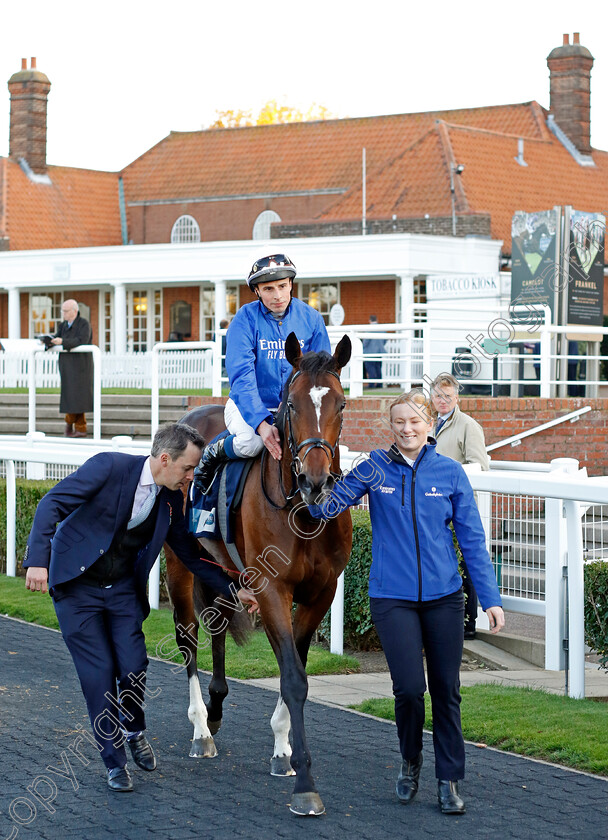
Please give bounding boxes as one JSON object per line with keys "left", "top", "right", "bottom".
{"left": 510, "top": 209, "right": 560, "bottom": 319}
{"left": 565, "top": 209, "right": 605, "bottom": 327}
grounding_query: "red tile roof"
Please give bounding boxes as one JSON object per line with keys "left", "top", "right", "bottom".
{"left": 3, "top": 159, "right": 122, "bottom": 251}
{"left": 318, "top": 120, "right": 608, "bottom": 248}
{"left": 120, "top": 102, "right": 550, "bottom": 202}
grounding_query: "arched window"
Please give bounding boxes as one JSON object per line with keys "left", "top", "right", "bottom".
{"left": 252, "top": 210, "right": 281, "bottom": 240}
{"left": 171, "top": 215, "right": 201, "bottom": 243}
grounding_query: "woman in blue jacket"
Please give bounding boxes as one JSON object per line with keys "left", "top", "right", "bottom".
{"left": 310, "top": 389, "right": 504, "bottom": 814}
{"left": 196, "top": 254, "right": 330, "bottom": 490}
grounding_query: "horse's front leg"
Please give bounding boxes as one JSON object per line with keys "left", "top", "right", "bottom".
{"left": 263, "top": 592, "right": 324, "bottom": 816}
{"left": 270, "top": 696, "right": 295, "bottom": 776}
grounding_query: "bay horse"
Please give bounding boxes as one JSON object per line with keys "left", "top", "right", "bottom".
{"left": 165, "top": 332, "right": 353, "bottom": 816}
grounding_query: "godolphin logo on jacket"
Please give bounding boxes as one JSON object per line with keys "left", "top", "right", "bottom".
{"left": 424, "top": 486, "right": 444, "bottom": 497}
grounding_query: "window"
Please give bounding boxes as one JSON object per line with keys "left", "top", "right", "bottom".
{"left": 101, "top": 291, "right": 112, "bottom": 352}
{"left": 30, "top": 292, "right": 62, "bottom": 336}
{"left": 171, "top": 215, "right": 201, "bottom": 243}
{"left": 169, "top": 300, "right": 192, "bottom": 341}
{"left": 299, "top": 283, "right": 339, "bottom": 326}
{"left": 252, "top": 210, "right": 281, "bottom": 240}
{"left": 201, "top": 285, "right": 239, "bottom": 341}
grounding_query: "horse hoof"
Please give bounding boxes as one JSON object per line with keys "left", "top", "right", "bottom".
{"left": 289, "top": 792, "right": 325, "bottom": 816}
{"left": 207, "top": 719, "right": 222, "bottom": 736}
{"left": 189, "top": 737, "right": 218, "bottom": 758}
{"left": 270, "top": 755, "right": 295, "bottom": 777}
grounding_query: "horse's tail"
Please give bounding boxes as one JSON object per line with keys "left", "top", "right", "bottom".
{"left": 192, "top": 577, "right": 253, "bottom": 647}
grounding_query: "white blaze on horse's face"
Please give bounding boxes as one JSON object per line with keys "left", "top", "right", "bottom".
{"left": 309, "top": 386, "right": 330, "bottom": 432}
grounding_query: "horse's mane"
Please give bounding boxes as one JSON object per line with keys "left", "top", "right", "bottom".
{"left": 275, "top": 350, "right": 339, "bottom": 433}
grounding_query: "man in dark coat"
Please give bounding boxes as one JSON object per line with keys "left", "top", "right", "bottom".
{"left": 24, "top": 422, "right": 259, "bottom": 792}
{"left": 51, "top": 299, "right": 94, "bottom": 437}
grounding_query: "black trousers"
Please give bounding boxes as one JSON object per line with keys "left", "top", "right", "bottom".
{"left": 53, "top": 575, "right": 149, "bottom": 770}
{"left": 370, "top": 590, "right": 465, "bottom": 780}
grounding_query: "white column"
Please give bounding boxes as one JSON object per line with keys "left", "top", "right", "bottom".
{"left": 213, "top": 278, "right": 227, "bottom": 334}
{"left": 398, "top": 273, "right": 414, "bottom": 323}
{"left": 398, "top": 274, "right": 414, "bottom": 389}
{"left": 113, "top": 283, "right": 127, "bottom": 354}
{"left": 8, "top": 287, "right": 21, "bottom": 338}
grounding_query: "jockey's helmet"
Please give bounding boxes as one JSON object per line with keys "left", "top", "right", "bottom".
{"left": 247, "top": 254, "right": 296, "bottom": 290}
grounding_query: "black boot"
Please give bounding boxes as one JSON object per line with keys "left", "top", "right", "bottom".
{"left": 396, "top": 752, "right": 423, "bottom": 804}
{"left": 437, "top": 780, "right": 465, "bottom": 814}
{"left": 194, "top": 438, "right": 231, "bottom": 494}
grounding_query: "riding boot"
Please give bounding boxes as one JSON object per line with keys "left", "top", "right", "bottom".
{"left": 194, "top": 435, "right": 235, "bottom": 494}
{"left": 64, "top": 423, "right": 74, "bottom": 437}
{"left": 396, "top": 752, "right": 423, "bottom": 804}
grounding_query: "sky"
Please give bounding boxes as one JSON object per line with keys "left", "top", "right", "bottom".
{"left": 1, "top": 0, "right": 607, "bottom": 172}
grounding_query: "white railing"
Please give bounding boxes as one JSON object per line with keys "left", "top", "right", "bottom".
{"left": 486, "top": 406, "right": 592, "bottom": 452}
{"left": 0, "top": 348, "right": 214, "bottom": 391}
{"left": 150, "top": 341, "right": 215, "bottom": 437}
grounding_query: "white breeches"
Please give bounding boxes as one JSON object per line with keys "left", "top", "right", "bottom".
{"left": 224, "top": 398, "right": 264, "bottom": 458}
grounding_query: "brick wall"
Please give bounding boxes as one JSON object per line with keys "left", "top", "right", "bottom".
{"left": 187, "top": 395, "right": 608, "bottom": 476}
{"left": 273, "top": 214, "right": 492, "bottom": 239}
{"left": 128, "top": 194, "right": 334, "bottom": 244}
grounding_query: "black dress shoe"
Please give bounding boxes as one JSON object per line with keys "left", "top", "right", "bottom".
{"left": 396, "top": 752, "right": 423, "bottom": 804}
{"left": 463, "top": 629, "right": 476, "bottom": 640}
{"left": 127, "top": 733, "right": 157, "bottom": 771}
{"left": 437, "top": 779, "right": 465, "bottom": 814}
{"left": 107, "top": 766, "right": 133, "bottom": 792}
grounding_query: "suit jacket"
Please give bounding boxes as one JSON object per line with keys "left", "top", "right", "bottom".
{"left": 23, "top": 451, "right": 234, "bottom": 615}
{"left": 434, "top": 405, "right": 489, "bottom": 470}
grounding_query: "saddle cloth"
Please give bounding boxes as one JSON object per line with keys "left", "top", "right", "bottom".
{"left": 188, "top": 432, "right": 253, "bottom": 543}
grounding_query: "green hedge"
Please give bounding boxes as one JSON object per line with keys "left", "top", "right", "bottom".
{"left": 584, "top": 560, "right": 608, "bottom": 671}
{"left": 319, "top": 509, "right": 380, "bottom": 650}
{"left": 0, "top": 479, "right": 58, "bottom": 574}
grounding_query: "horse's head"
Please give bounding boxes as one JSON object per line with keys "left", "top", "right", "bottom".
{"left": 281, "top": 332, "right": 351, "bottom": 505}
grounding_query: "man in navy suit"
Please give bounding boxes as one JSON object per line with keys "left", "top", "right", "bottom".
{"left": 24, "top": 422, "right": 258, "bottom": 792}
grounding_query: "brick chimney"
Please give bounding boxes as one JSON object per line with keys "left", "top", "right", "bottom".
{"left": 547, "top": 33, "right": 594, "bottom": 155}
{"left": 8, "top": 57, "right": 52, "bottom": 174}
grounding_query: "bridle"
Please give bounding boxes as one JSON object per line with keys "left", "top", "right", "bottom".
{"left": 261, "top": 368, "right": 344, "bottom": 510}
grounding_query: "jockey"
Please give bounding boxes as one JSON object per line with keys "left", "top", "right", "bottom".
{"left": 195, "top": 253, "right": 331, "bottom": 491}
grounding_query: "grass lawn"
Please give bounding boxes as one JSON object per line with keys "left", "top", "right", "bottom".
{"left": 354, "top": 686, "right": 608, "bottom": 776}
{"left": 0, "top": 573, "right": 359, "bottom": 679}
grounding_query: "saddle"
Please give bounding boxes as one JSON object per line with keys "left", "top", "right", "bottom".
{"left": 188, "top": 434, "right": 254, "bottom": 545}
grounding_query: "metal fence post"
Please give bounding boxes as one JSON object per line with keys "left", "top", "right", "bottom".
{"left": 564, "top": 497, "right": 585, "bottom": 698}
{"left": 545, "top": 458, "right": 579, "bottom": 671}
{"left": 330, "top": 571, "right": 344, "bottom": 655}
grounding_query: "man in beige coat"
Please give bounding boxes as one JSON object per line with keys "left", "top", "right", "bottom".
{"left": 431, "top": 373, "right": 489, "bottom": 638}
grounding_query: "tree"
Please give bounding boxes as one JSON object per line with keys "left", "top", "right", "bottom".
{"left": 208, "top": 100, "right": 336, "bottom": 129}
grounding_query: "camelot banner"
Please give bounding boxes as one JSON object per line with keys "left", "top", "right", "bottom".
{"left": 566, "top": 209, "right": 605, "bottom": 327}
{"left": 510, "top": 209, "right": 560, "bottom": 319}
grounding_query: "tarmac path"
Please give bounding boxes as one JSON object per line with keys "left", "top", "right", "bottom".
{"left": 1, "top": 615, "right": 607, "bottom": 840}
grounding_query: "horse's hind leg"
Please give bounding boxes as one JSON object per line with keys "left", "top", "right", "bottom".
{"left": 205, "top": 627, "right": 228, "bottom": 736}
{"left": 165, "top": 553, "right": 218, "bottom": 759}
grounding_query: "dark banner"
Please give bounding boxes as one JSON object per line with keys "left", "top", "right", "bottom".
{"left": 566, "top": 210, "right": 605, "bottom": 327}
{"left": 510, "top": 209, "right": 559, "bottom": 318}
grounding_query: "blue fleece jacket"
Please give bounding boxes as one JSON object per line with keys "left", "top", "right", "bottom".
{"left": 226, "top": 297, "right": 330, "bottom": 431}
{"left": 309, "top": 442, "right": 501, "bottom": 608}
